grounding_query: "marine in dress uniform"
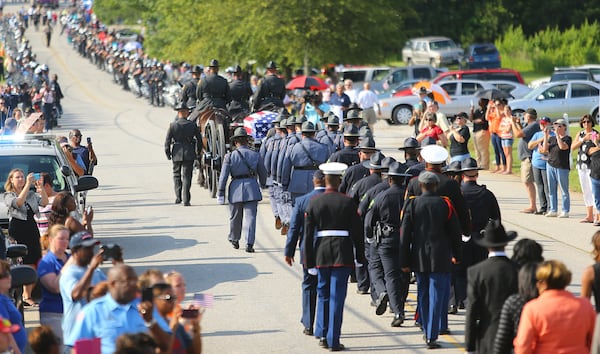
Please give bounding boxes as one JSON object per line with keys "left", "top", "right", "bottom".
{"left": 227, "top": 65, "right": 253, "bottom": 120}
{"left": 217, "top": 128, "right": 267, "bottom": 253}
{"left": 180, "top": 65, "right": 202, "bottom": 109}
{"left": 349, "top": 152, "right": 386, "bottom": 299}
{"left": 338, "top": 137, "right": 378, "bottom": 194}
{"left": 284, "top": 170, "right": 325, "bottom": 336}
{"left": 196, "top": 59, "right": 230, "bottom": 112}
{"left": 399, "top": 171, "right": 463, "bottom": 349}
{"left": 164, "top": 103, "right": 202, "bottom": 206}
{"left": 364, "top": 161, "right": 411, "bottom": 327}
{"left": 328, "top": 125, "right": 360, "bottom": 166}
{"left": 252, "top": 61, "right": 286, "bottom": 112}
{"left": 304, "top": 163, "right": 366, "bottom": 352}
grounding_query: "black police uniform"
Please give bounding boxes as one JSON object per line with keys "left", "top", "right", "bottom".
{"left": 328, "top": 146, "right": 359, "bottom": 166}
{"left": 164, "top": 116, "right": 202, "bottom": 205}
{"left": 181, "top": 77, "right": 199, "bottom": 109}
{"left": 339, "top": 163, "right": 369, "bottom": 195}
{"left": 228, "top": 78, "right": 253, "bottom": 118}
{"left": 252, "top": 74, "right": 285, "bottom": 111}
{"left": 197, "top": 73, "right": 230, "bottom": 111}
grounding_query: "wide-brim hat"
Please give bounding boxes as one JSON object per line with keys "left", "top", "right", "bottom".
{"left": 344, "top": 109, "right": 362, "bottom": 120}
{"left": 343, "top": 125, "right": 360, "bottom": 137}
{"left": 326, "top": 115, "right": 339, "bottom": 126}
{"left": 443, "top": 160, "right": 462, "bottom": 174}
{"left": 387, "top": 161, "right": 412, "bottom": 177}
{"left": 266, "top": 61, "right": 278, "bottom": 70}
{"left": 398, "top": 137, "right": 421, "bottom": 150}
{"left": 420, "top": 145, "right": 448, "bottom": 164}
{"left": 301, "top": 121, "right": 316, "bottom": 133}
{"left": 231, "top": 127, "right": 250, "bottom": 139}
{"left": 359, "top": 126, "right": 372, "bottom": 138}
{"left": 191, "top": 65, "right": 203, "bottom": 74}
{"left": 475, "top": 219, "right": 517, "bottom": 248}
{"left": 381, "top": 156, "right": 397, "bottom": 171}
{"left": 357, "top": 136, "right": 378, "bottom": 151}
{"left": 233, "top": 64, "right": 242, "bottom": 74}
{"left": 461, "top": 157, "right": 482, "bottom": 172}
{"left": 294, "top": 115, "right": 307, "bottom": 125}
{"left": 362, "top": 151, "right": 385, "bottom": 169}
{"left": 174, "top": 102, "right": 189, "bottom": 111}
{"left": 209, "top": 59, "right": 219, "bottom": 67}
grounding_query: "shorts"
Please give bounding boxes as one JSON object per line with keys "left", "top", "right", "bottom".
{"left": 501, "top": 139, "right": 514, "bottom": 147}
{"left": 362, "top": 107, "right": 377, "bottom": 124}
{"left": 521, "top": 158, "right": 534, "bottom": 183}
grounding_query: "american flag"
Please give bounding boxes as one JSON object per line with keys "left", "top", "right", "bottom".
{"left": 244, "top": 111, "right": 278, "bottom": 140}
{"left": 193, "top": 293, "right": 214, "bottom": 308}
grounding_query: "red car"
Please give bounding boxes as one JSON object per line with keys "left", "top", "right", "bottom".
{"left": 432, "top": 68, "right": 524, "bottom": 84}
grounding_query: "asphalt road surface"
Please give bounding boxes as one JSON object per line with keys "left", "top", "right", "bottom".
{"left": 15, "top": 4, "right": 598, "bottom": 353}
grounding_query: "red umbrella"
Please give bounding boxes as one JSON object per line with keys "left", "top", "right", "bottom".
{"left": 286, "top": 76, "right": 329, "bottom": 91}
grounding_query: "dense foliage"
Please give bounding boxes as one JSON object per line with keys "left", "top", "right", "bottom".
{"left": 92, "top": 0, "right": 600, "bottom": 73}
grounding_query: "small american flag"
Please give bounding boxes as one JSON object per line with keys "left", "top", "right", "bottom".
{"left": 244, "top": 111, "right": 278, "bottom": 140}
{"left": 193, "top": 293, "right": 214, "bottom": 308}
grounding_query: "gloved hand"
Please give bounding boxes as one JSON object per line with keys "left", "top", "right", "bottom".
{"left": 217, "top": 196, "right": 225, "bottom": 205}
{"left": 354, "top": 260, "right": 363, "bottom": 268}
{"left": 308, "top": 268, "right": 317, "bottom": 276}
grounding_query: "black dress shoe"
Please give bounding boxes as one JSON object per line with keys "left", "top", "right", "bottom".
{"left": 246, "top": 245, "right": 255, "bottom": 253}
{"left": 458, "top": 301, "right": 465, "bottom": 309}
{"left": 183, "top": 202, "right": 191, "bottom": 206}
{"left": 175, "top": 199, "right": 182, "bottom": 204}
{"left": 356, "top": 289, "right": 369, "bottom": 295}
{"left": 318, "top": 338, "right": 328, "bottom": 348}
{"left": 230, "top": 240, "right": 239, "bottom": 249}
{"left": 375, "top": 292, "right": 389, "bottom": 316}
{"left": 303, "top": 328, "right": 313, "bottom": 336}
{"left": 390, "top": 314, "right": 404, "bottom": 327}
{"left": 439, "top": 328, "right": 451, "bottom": 335}
{"left": 426, "top": 340, "right": 441, "bottom": 349}
{"left": 448, "top": 305, "right": 458, "bottom": 314}
{"left": 330, "top": 343, "right": 345, "bottom": 352}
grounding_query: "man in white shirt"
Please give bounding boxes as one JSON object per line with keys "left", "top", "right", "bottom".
{"left": 356, "top": 82, "right": 378, "bottom": 132}
{"left": 344, "top": 80, "right": 357, "bottom": 103}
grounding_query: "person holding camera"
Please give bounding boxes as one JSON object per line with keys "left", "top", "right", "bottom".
{"left": 68, "top": 129, "right": 97, "bottom": 175}
{"left": 59, "top": 231, "right": 107, "bottom": 351}
{"left": 447, "top": 112, "right": 471, "bottom": 163}
{"left": 539, "top": 118, "right": 572, "bottom": 218}
{"left": 572, "top": 114, "right": 599, "bottom": 224}
{"left": 48, "top": 191, "right": 93, "bottom": 237}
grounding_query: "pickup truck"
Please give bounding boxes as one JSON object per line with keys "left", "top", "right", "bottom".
{"left": 402, "top": 37, "right": 463, "bottom": 68}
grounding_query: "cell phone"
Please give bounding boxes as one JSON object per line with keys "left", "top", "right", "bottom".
{"left": 181, "top": 308, "right": 199, "bottom": 319}
{"left": 141, "top": 287, "right": 153, "bottom": 302}
{"left": 33, "top": 173, "right": 41, "bottom": 180}
{"left": 100, "top": 243, "right": 121, "bottom": 261}
{"left": 86, "top": 205, "right": 92, "bottom": 214}
{"left": 87, "top": 137, "right": 92, "bottom": 144}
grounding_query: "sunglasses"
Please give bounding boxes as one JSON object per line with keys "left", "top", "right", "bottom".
{"left": 582, "top": 120, "right": 592, "bottom": 123}
{"left": 155, "top": 294, "right": 176, "bottom": 302}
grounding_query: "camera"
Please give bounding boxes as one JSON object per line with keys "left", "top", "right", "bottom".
{"left": 33, "top": 173, "right": 41, "bottom": 180}
{"left": 100, "top": 244, "right": 122, "bottom": 261}
{"left": 181, "top": 308, "right": 199, "bottom": 319}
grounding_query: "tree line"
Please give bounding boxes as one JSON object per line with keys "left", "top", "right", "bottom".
{"left": 93, "top": 0, "right": 600, "bottom": 74}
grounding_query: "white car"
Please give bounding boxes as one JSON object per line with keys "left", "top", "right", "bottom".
{"left": 509, "top": 80, "right": 600, "bottom": 122}
{"left": 375, "top": 80, "right": 495, "bottom": 124}
{"left": 487, "top": 80, "right": 532, "bottom": 99}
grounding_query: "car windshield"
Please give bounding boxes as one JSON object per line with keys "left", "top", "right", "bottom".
{"left": 429, "top": 40, "right": 456, "bottom": 50}
{"left": 372, "top": 70, "right": 390, "bottom": 82}
{"left": 473, "top": 45, "right": 497, "bottom": 55}
{"left": 0, "top": 155, "right": 66, "bottom": 193}
{"left": 522, "top": 85, "right": 550, "bottom": 99}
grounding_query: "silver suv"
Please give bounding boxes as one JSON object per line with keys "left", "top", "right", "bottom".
{"left": 0, "top": 135, "right": 98, "bottom": 229}
{"left": 402, "top": 36, "right": 463, "bottom": 68}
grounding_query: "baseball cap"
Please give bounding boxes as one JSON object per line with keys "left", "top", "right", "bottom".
{"left": 540, "top": 116, "right": 552, "bottom": 125}
{"left": 69, "top": 231, "right": 99, "bottom": 249}
{"left": 553, "top": 118, "right": 567, "bottom": 126}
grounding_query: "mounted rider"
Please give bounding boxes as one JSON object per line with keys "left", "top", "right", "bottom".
{"left": 181, "top": 65, "right": 203, "bottom": 109}
{"left": 196, "top": 59, "right": 230, "bottom": 112}
{"left": 227, "top": 65, "right": 253, "bottom": 120}
{"left": 252, "top": 61, "right": 286, "bottom": 112}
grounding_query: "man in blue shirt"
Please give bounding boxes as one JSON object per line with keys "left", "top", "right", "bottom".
{"left": 329, "top": 83, "right": 350, "bottom": 122}
{"left": 68, "top": 264, "right": 170, "bottom": 354}
{"left": 60, "top": 231, "right": 106, "bottom": 351}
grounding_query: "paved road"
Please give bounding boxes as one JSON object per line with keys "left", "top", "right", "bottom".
{"left": 15, "top": 6, "right": 598, "bottom": 353}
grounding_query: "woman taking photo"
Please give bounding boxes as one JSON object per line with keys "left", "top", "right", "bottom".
{"left": 447, "top": 112, "right": 471, "bottom": 163}
{"left": 572, "top": 114, "right": 599, "bottom": 223}
{"left": 539, "top": 118, "right": 572, "bottom": 218}
{"left": 47, "top": 191, "right": 93, "bottom": 237}
{"left": 514, "top": 260, "right": 595, "bottom": 353}
{"left": 416, "top": 112, "right": 448, "bottom": 147}
{"left": 3, "top": 168, "right": 48, "bottom": 306}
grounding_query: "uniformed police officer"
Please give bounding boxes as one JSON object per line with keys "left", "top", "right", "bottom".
{"left": 397, "top": 137, "right": 422, "bottom": 169}
{"left": 227, "top": 65, "right": 253, "bottom": 121}
{"left": 181, "top": 65, "right": 202, "bottom": 109}
{"left": 261, "top": 114, "right": 283, "bottom": 229}
{"left": 357, "top": 156, "right": 397, "bottom": 217}
{"left": 217, "top": 128, "right": 267, "bottom": 253}
{"left": 365, "top": 161, "right": 411, "bottom": 327}
{"left": 284, "top": 170, "right": 326, "bottom": 337}
{"left": 164, "top": 103, "right": 202, "bottom": 206}
{"left": 270, "top": 118, "right": 289, "bottom": 230}
{"left": 252, "top": 61, "right": 286, "bottom": 112}
{"left": 281, "top": 121, "right": 330, "bottom": 200}
{"left": 196, "top": 59, "right": 230, "bottom": 112}
{"left": 338, "top": 137, "right": 378, "bottom": 194}
{"left": 304, "top": 162, "right": 366, "bottom": 352}
{"left": 275, "top": 118, "right": 298, "bottom": 234}
{"left": 328, "top": 125, "right": 360, "bottom": 166}
{"left": 344, "top": 104, "right": 369, "bottom": 129}
{"left": 318, "top": 114, "right": 341, "bottom": 155}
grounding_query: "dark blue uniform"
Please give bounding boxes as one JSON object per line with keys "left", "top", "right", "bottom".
{"left": 328, "top": 146, "right": 359, "bottom": 166}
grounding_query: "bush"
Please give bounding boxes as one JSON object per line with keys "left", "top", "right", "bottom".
{"left": 496, "top": 21, "right": 600, "bottom": 74}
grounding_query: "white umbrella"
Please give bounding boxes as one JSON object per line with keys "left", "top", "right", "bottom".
{"left": 123, "top": 41, "right": 142, "bottom": 52}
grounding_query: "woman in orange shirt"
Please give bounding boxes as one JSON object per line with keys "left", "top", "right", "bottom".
{"left": 513, "top": 260, "right": 595, "bottom": 354}
{"left": 486, "top": 99, "right": 507, "bottom": 173}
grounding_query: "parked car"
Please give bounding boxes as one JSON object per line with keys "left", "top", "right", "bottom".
{"left": 554, "top": 65, "right": 600, "bottom": 81}
{"left": 462, "top": 43, "right": 501, "bottom": 69}
{"left": 487, "top": 80, "right": 532, "bottom": 99}
{"left": 433, "top": 68, "right": 525, "bottom": 84}
{"left": 371, "top": 65, "right": 444, "bottom": 93}
{"left": 0, "top": 135, "right": 99, "bottom": 229}
{"left": 402, "top": 37, "right": 463, "bottom": 68}
{"left": 377, "top": 80, "right": 421, "bottom": 99}
{"left": 509, "top": 80, "right": 600, "bottom": 122}
{"left": 550, "top": 70, "right": 595, "bottom": 82}
{"left": 35, "top": 0, "right": 59, "bottom": 8}
{"left": 336, "top": 66, "right": 391, "bottom": 89}
{"left": 375, "top": 79, "right": 495, "bottom": 124}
